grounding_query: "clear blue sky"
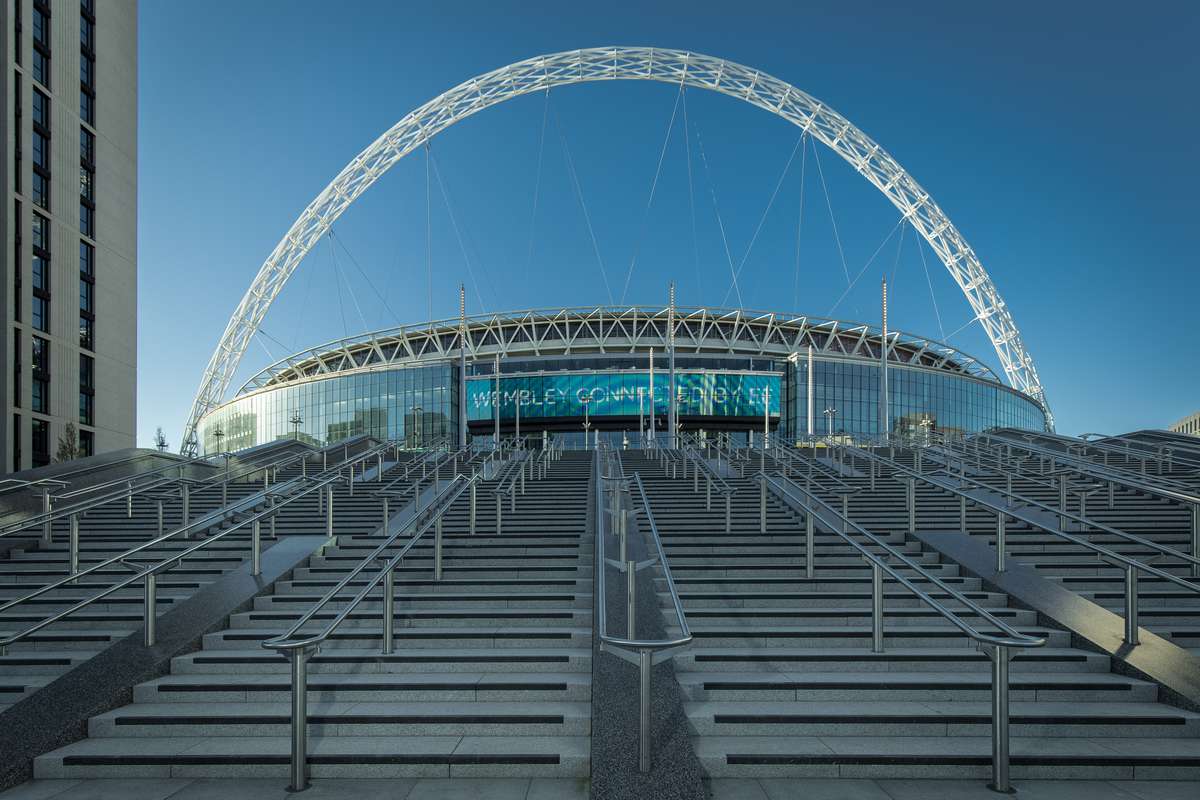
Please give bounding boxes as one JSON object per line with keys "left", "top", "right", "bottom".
{"left": 136, "top": 0, "right": 1199, "bottom": 447}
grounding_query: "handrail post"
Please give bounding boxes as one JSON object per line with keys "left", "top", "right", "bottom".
{"left": 805, "top": 512, "right": 815, "bottom": 580}
{"left": 996, "top": 510, "right": 1007, "bottom": 573}
{"left": 469, "top": 482, "right": 477, "bottom": 535}
{"left": 959, "top": 495, "right": 967, "bottom": 533}
{"left": 348, "top": 465, "right": 355, "bottom": 497}
{"left": 639, "top": 648, "right": 652, "bottom": 773}
{"left": 69, "top": 514, "right": 80, "bottom": 580}
{"left": 627, "top": 560, "right": 637, "bottom": 640}
{"left": 156, "top": 498, "right": 164, "bottom": 538}
{"left": 496, "top": 493, "right": 502, "bottom": 535}
{"left": 435, "top": 518, "right": 444, "bottom": 581}
{"left": 251, "top": 519, "right": 262, "bottom": 576}
{"left": 988, "top": 645, "right": 1013, "bottom": 793}
{"left": 705, "top": 477, "right": 711, "bottom": 511}
{"left": 127, "top": 482, "right": 133, "bottom": 518}
{"left": 181, "top": 483, "right": 191, "bottom": 529}
{"left": 270, "top": 499, "right": 277, "bottom": 539}
{"left": 288, "top": 648, "right": 310, "bottom": 792}
{"left": 1058, "top": 477, "right": 1068, "bottom": 528}
{"left": 144, "top": 572, "right": 157, "bottom": 647}
{"left": 907, "top": 478, "right": 916, "bottom": 534}
{"left": 1124, "top": 564, "right": 1139, "bottom": 645}
{"left": 725, "top": 493, "right": 731, "bottom": 535}
{"left": 377, "top": 453, "right": 383, "bottom": 482}
{"left": 841, "top": 494, "right": 849, "bottom": 535}
{"left": 42, "top": 488, "right": 53, "bottom": 544}
{"left": 326, "top": 486, "right": 334, "bottom": 537}
{"left": 382, "top": 566, "right": 396, "bottom": 654}
{"left": 760, "top": 476, "right": 767, "bottom": 534}
{"left": 871, "top": 562, "right": 884, "bottom": 653}
{"left": 1192, "top": 504, "right": 1200, "bottom": 578}
{"left": 381, "top": 497, "right": 390, "bottom": 536}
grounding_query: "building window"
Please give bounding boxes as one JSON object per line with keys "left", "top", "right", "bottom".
{"left": 32, "top": 297, "right": 48, "bottom": 332}
{"left": 80, "top": 203, "right": 94, "bottom": 237}
{"left": 33, "top": 254, "right": 49, "bottom": 292}
{"left": 32, "top": 131, "right": 48, "bottom": 170}
{"left": 81, "top": 92, "right": 95, "bottom": 126}
{"left": 80, "top": 241, "right": 94, "bottom": 276}
{"left": 31, "top": 419, "right": 49, "bottom": 467}
{"left": 13, "top": 73, "right": 21, "bottom": 194}
{"left": 32, "top": 3, "right": 50, "bottom": 88}
{"left": 80, "top": 128, "right": 95, "bottom": 165}
{"left": 12, "top": 414, "right": 21, "bottom": 471}
{"left": 79, "top": 429, "right": 93, "bottom": 457}
{"left": 14, "top": 0, "right": 22, "bottom": 66}
{"left": 79, "top": 279, "right": 93, "bottom": 313}
{"left": 32, "top": 172, "right": 50, "bottom": 210}
{"left": 32, "top": 212, "right": 49, "bottom": 253}
{"left": 79, "top": 393, "right": 94, "bottom": 426}
{"left": 12, "top": 332, "right": 21, "bottom": 410}
{"left": 31, "top": 336, "right": 49, "bottom": 415}
{"left": 79, "top": 315, "right": 94, "bottom": 350}
{"left": 32, "top": 88, "right": 49, "bottom": 129}
{"left": 80, "top": 54, "right": 94, "bottom": 90}
{"left": 13, "top": 200, "right": 22, "bottom": 322}
{"left": 80, "top": 167, "right": 94, "bottom": 201}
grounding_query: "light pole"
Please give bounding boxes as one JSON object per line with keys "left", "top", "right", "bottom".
{"left": 638, "top": 388, "right": 645, "bottom": 447}
{"left": 290, "top": 411, "right": 303, "bottom": 442}
{"left": 212, "top": 427, "right": 224, "bottom": 454}
{"left": 919, "top": 417, "right": 934, "bottom": 447}
{"left": 514, "top": 387, "right": 521, "bottom": 444}
{"left": 581, "top": 395, "right": 592, "bottom": 450}
{"left": 823, "top": 408, "right": 837, "bottom": 439}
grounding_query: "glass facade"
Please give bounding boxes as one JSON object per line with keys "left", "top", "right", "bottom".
{"left": 197, "top": 365, "right": 457, "bottom": 455}
{"left": 198, "top": 351, "right": 1045, "bottom": 455}
{"left": 782, "top": 357, "right": 1045, "bottom": 440}
{"left": 466, "top": 371, "right": 779, "bottom": 423}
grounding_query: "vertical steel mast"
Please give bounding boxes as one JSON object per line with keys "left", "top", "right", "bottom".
{"left": 458, "top": 285, "right": 467, "bottom": 449}
{"left": 881, "top": 278, "right": 890, "bottom": 439}
{"left": 668, "top": 283, "right": 677, "bottom": 448}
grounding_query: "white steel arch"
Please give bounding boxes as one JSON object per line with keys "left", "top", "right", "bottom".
{"left": 181, "top": 46, "right": 1052, "bottom": 453}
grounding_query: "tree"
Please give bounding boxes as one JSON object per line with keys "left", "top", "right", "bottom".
{"left": 56, "top": 422, "right": 79, "bottom": 463}
{"left": 154, "top": 427, "right": 169, "bottom": 452}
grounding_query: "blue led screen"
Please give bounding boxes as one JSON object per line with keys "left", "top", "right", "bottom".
{"left": 466, "top": 372, "right": 781, "bottom": 422}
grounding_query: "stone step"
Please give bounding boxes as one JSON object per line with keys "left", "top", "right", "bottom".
{"left": 33, "top": 734, "right": 591, "bottom": 779}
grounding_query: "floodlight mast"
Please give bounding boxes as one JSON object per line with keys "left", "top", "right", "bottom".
{"left": 181, "top": 46, "right": 1051, "bottom": 454}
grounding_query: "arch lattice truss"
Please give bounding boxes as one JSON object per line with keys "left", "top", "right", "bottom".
{"left": 181, "top": 46, "right": 1051, "bottom": 454}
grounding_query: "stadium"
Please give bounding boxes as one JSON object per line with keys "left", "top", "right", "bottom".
{"left": 194, "top": 304, "right": 1047, "bottom": 455}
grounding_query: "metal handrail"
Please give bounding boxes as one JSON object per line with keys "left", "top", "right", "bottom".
{"left": 771, "top": 442, "right": 858, "bottom": 494}
{"left": 841, "top": 443, "right": 1200, "bottom": 645}
{"left": 0, "top": 477, "right": 70, "bottom": 497}
{"left": 595, "top": 447, "right": 692, "bottom": 772}
{"left": 0, "top": 471, "right": 346, "bottom": 654}
{"left": 979, "top": 433, "right": 1200, "bottom": 506}
{"left": 762, "top": 470, "right": 1043, "bottom": 793}
{"left": 261, "top": 474, "right": 475, "bottom": 791}
{"left": 929, "top": 441, "right": 1059, "bottom": 493}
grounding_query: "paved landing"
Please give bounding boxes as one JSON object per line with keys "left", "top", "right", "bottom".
{"left": 708, "top": 777, "right": 1200, "bottom": 800}
{"left": 0, "top": 777, "right": 589, "bottom": 800}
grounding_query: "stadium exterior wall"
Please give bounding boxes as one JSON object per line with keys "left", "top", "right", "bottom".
{"left": 195, "top": 307, "right": 1046, "bottom": 454}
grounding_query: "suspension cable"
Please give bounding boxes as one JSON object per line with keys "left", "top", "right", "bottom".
{"left": 620, "top": 83, "right": 684, "bottom": 304}
{"left": 826, "top": 214, "right": 907, "bottom": 317}
{"left": 525, "top": 89, "right": 550, "bottom": 286}
{"left": 553, "top": 107, "right": 614, "bottom": 304}
{"left": 682, "top": 88, "right": 703, "bottom": 302}
{"left": 692, "top": 117, "right": 743, "bottom": 307}
{"left": 328, "top": 227, "right": 405, "bottom": 327}
{"left": 425, "top": 143, "right": 433, "bottom": 325}
{"left": 428, "top": 147, "right": 489, "bottom": 313}
{"left": 793, "top": 130, "right": 808, "bottom": 312}
{"left": 327, "top": 233, "right": 349, "bottom": 338}
{"left": 327, "top": 231, "right": 369, "bottom": 334}
{"left": 917, "top": 234, "right": 945, "bottom": 339}
{"left": 810, "top": 135, "right": 851, "bottom": 288}
{"left": 721, "top": 132, "right": 805, "bottom": 305}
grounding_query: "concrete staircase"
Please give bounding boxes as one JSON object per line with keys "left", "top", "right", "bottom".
{"left": 0, "top": 452, "right": 417, "bottom": 713}
{"left": 27, "top": 451, "right": 594, "bottom": 780}
{"left": 620, "top": 449, "right": 1200, "bottom": 780}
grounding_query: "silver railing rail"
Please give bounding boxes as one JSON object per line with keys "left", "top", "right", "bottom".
{"left": 672, "top": 440, "right": 736, "bottom": 534}
{"left": 261, "top": 474, "right": 475, "bottom": 792}
{"left": 595, "top": 446, "right": 692, "bottom": 772}
{"left": 0, "top": 470, "right": 346, "bottom": 655}
{"left": 761, "top": 470, "right": 1045, "bottom": 793}
{"left": 840, "top": 443, "right": 1200, "bottom": 645}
